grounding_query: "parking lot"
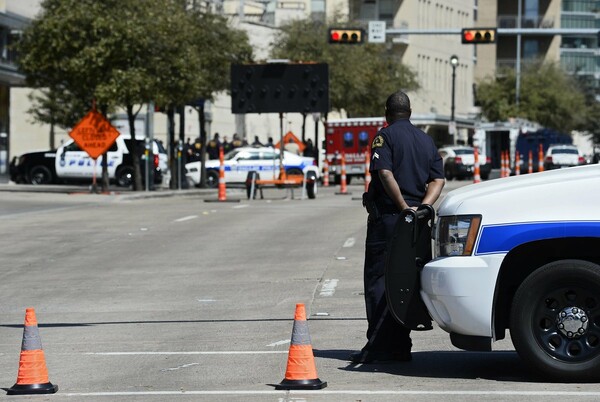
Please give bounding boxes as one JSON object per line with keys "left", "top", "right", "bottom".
{"left": 1, "top": 180, "right": 600, "bottom": 401}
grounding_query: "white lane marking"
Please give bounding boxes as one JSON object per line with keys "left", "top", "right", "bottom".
{"left": 197, "top": 299, "right": 217, "bottom": 303}
{"left": 174, "top": 215, "right": 198, "bottom": 222}
{"left": 266, "top": 339, "right": 290, "bottom": 347}
{"left": 320, "top": 279, "right": 339, "bottom": 297}
{"left": 61, "top": 391, "right": 600, "bottom": 397}
{"left": 233, "top": 204, "right": 249, "bottom": 209}
{"left": 336, "top": 256, "right": 347, "bottom": 260}
{"left": 343, "top": 237, "right": 356, "bottom": 248}
{"left": 160, "top": 362, "right": 200, "bottom": 372}
{"left": 86, "top": 351, "right": 288, "bottom": 355}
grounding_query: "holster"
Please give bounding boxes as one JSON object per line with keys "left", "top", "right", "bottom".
{"left": 362, "top": 192, "right": 381, "bottom": 220}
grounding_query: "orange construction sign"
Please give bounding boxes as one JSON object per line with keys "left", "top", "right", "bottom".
{"left": 274, "top": 131, "right": 306, "bottom": 153}
{"left": 69, "top": 110, "right": 120, "bottom": 160}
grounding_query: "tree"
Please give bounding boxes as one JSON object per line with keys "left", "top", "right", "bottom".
{"left": 270, "top": 19, "right": 419, "bottom": 117}
{"left": 16, "top": 0, "right": 252, "bottom": 190}
{"left": 476, "top": 61, "right": 587, "bottom": 134}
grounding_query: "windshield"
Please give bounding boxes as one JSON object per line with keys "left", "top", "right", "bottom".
{"left": 552, "top": 148, "right": 578, "bottom": 155}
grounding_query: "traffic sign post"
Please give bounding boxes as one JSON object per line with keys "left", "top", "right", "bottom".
{"left": 368, "top": 21, "right": 386, "bottom": 44}
{"left": 69, "top": 109, "right": 121, "bottom": 193}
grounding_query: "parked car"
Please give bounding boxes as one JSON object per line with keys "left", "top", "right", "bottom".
{"left": 387, "top": 163, "right": 600, "bottom": 381}
{"left": 438, "top": 145, "right": 491, "bottom": 180}
{"left": 543, "top": 144, "right": 585, "bottom": 170}
{"left": 10, "top": 137, "right": 167, "bottom": 187}
{"left": 185, "top": 147, "right": 319, "bottom": 188}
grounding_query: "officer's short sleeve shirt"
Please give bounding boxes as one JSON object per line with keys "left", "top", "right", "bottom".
{"left": 369, "top": 119, "right": 443, "bottom": 206}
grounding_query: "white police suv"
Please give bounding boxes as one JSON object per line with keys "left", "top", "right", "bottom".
{"left": 387, "top": 164, "right": 600, "bottom": 381}
{"left": 185, "top": 146, "right": 319, "bottom": 188}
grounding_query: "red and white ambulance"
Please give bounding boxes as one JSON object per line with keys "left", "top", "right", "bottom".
{"left": 324, "top": 117, "right": 385, "bottom": 184}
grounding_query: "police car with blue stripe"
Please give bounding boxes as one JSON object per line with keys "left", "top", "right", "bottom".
{"left": 185, "top": 146, "right": 319, "bottom": 188}
{"left": 388, "top": 163, "right": 600, "bottom": 381}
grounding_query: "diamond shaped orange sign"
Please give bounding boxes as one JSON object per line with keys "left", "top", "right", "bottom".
{"left": 69, "top": 110, "right": 121, "bottom": 159}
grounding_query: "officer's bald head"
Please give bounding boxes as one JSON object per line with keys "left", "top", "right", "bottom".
{"left": 385, "top": 91, "right": 411, "bottom": 123}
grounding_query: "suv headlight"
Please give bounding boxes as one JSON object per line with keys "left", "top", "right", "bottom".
{"left": 435, "top": 215, "right": 481, "bottom": 257}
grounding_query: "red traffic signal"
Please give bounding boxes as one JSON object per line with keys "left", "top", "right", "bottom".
{"left": 328, "top": 28, "right": 364, "bottom": 44}
{"left": 461, "top": 28, "right": 496, "bottom": 44}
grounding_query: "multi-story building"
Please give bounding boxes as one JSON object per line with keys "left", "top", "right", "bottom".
{"left": 0, "top": 0, "right": 38, "bottom": 174}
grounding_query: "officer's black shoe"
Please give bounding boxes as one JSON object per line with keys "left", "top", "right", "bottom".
{"left": 349, "top": 350, "right": 412, "bottom": 364}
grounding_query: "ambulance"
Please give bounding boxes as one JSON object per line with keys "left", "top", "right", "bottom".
{"left": 324, "top": 117, "right": 385, "bottom": 184}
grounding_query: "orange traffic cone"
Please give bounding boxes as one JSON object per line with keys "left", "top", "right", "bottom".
{"left": 473, "top": 147, "right": 481, "bottom": 183}
{"left": 528, "top": 150, "right": 533, "bottom": 174}
{"left": 218, "top": 146, "right": 227, "bottom": 201}
{"left": 364, "top": 149, "right": 371, "bottom": 191}
{"left": 275, "top": 304, "right": 327, "bottom": 390}
{"left": 336, "top": 152, "right": 350, "bottom": 195}
{"left": 538, "top": 143, "right": 544, "bottom": 172}
{"left": 7, "top": 308, "right": 58, "bottom": 395}
{"left": 322, "top": 158, "right": 329, "bottom": 187}
{"left": 515, "top": 152, "right": 521, "bottom": 176}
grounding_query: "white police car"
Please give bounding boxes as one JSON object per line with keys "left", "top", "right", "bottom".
{"left": 185, "top": 146, "right": 319, "bottom": 188}
{"left": 388, "top": 164, "right": 600, "bottom": 381}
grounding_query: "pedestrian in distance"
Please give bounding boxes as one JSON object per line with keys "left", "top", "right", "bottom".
{"left": 266, "top": 137, "right": 274, "bottom": 148}
{"left": 303, "top": 138, "right": 315, "bottom": 158}
{"left": 222, "top": 136, "right": 231, "bottom": 153}
{"left": 351, "top": 90, "right": 445, "bottom": 364}
{"left": 207, "top": 133, "right": 221, "bottom": 160}
{"left": 251, "top": 136, "right": 263, "bottom": 147}
{"left": 231, "top": 133, "right": 244, "bottom": 149}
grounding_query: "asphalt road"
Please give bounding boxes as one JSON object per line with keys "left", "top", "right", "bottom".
{"left": 0, "top": 180, "right": 599, "bottom": 401}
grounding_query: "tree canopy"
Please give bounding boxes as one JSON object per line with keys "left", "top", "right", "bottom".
{"left": 475, "top": 61, "right": 588, "bottom": 134}
{"left": 16, "top": 0, "right": 252, "bottom": 189}
{"left": 270, "top": 19, "right": 419, "bottom": 117}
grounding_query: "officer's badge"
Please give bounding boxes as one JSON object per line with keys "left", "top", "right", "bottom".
{"left": 372, "top": 135, "right": 384, "bottom": 148}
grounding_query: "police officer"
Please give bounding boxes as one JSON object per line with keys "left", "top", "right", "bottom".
{"left": 351, "top": 91, "right": 445, "bottom": 364}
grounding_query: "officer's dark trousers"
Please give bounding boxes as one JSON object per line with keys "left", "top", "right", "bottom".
{"left": 363, "top": 213, "right": 412, "bottom": 353}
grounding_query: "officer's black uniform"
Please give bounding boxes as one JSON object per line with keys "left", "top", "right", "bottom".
{"left": 360, "top": 118, "right": 443, "bottom": 359}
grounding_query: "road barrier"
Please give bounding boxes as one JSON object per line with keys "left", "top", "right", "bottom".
{"left": 7, "top": 308, "right": 58, "bottom": 395}
{"left": 275, "top": 304, "right": 326, "bottom": 390}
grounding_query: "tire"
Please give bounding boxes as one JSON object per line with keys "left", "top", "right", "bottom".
{"left": 510, "top": 259, "right": 600, "bottom": 381}
{"left": 444, "top": 167, "right": 453, "bottom": 180}
{"left": 206, "top": 170, "right": 219, "bottom": 189}
{"left": 306, "top": 173, "right": 317, "bottom": 199}
{"left": 116, "top": 166, "right": 134, "bottom": 187}
{"left": 29, "top": 165, "right": 53, "bottom": 185}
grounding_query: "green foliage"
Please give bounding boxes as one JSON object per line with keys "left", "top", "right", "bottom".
{"left": 16, "top": 0, "right": 253, "bottom": 127}
{"left": 270, "top": 19, "right": 419, "bottom": 117}
{"left": 476, "top": 61, "right": 587, "bottom": 134}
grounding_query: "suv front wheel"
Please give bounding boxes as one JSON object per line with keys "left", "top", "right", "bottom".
{"left": 116, "top": 166, "right": 134, "bottom": 187}
{"left": 510, "top": 259, "right": 600, "bottom": 381}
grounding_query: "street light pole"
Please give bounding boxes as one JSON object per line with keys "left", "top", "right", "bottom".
{"left": 450, "top": 54, "right": 458, "bottom": 145}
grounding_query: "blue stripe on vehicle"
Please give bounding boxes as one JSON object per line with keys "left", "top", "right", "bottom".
{"left": 475, "top": 221, "right": 600, "bottom": 255}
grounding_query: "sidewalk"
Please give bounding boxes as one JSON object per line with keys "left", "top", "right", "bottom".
{"left": 0, "top": 173, "right": 222, "bottom": 200}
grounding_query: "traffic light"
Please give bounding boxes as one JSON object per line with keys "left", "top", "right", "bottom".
{"left": 328, "top": 28, "right": 364, "bottom": 44}
{"left": 461, "top": 28, "right": 496, "bottom": 44}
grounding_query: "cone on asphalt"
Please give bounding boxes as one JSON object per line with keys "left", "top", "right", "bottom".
{"left": 7, "top": 308, "right": 58, "bottom": 395}
{"left": 473, "top": 147, "right": 481, "bottom": 183}
{"left": 335, "top": 152, "right": 350, "bottom": 195}
{"left": 275, "top": 304, "right": 327, "bottom": 390}
{"left": 322, "top": 158, "right": 329, "bottom": 187}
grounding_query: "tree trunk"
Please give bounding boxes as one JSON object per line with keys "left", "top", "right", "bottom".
{"left": 100, "top": 105, "right": 110, "bottom": 192}
{"left": 168, "top": 106, "right": 177, "bottom": 189}
{"left": 198, "top": 105, "right": 208, "bottom": 188}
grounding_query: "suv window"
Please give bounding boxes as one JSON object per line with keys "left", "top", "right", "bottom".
{"left": 552, "top": 148, "right": 578, "bottom": 155}
{"left": 454, "top": 149, "right": 473, "bottom": 155}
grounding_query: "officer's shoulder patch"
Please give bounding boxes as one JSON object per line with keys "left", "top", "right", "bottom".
{"left": 372, "top": 135, "right": 384, "bottom": 148}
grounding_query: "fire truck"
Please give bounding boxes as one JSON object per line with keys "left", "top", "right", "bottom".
{"left": 325, "top": 117, "right": 385, "bottom": 184}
